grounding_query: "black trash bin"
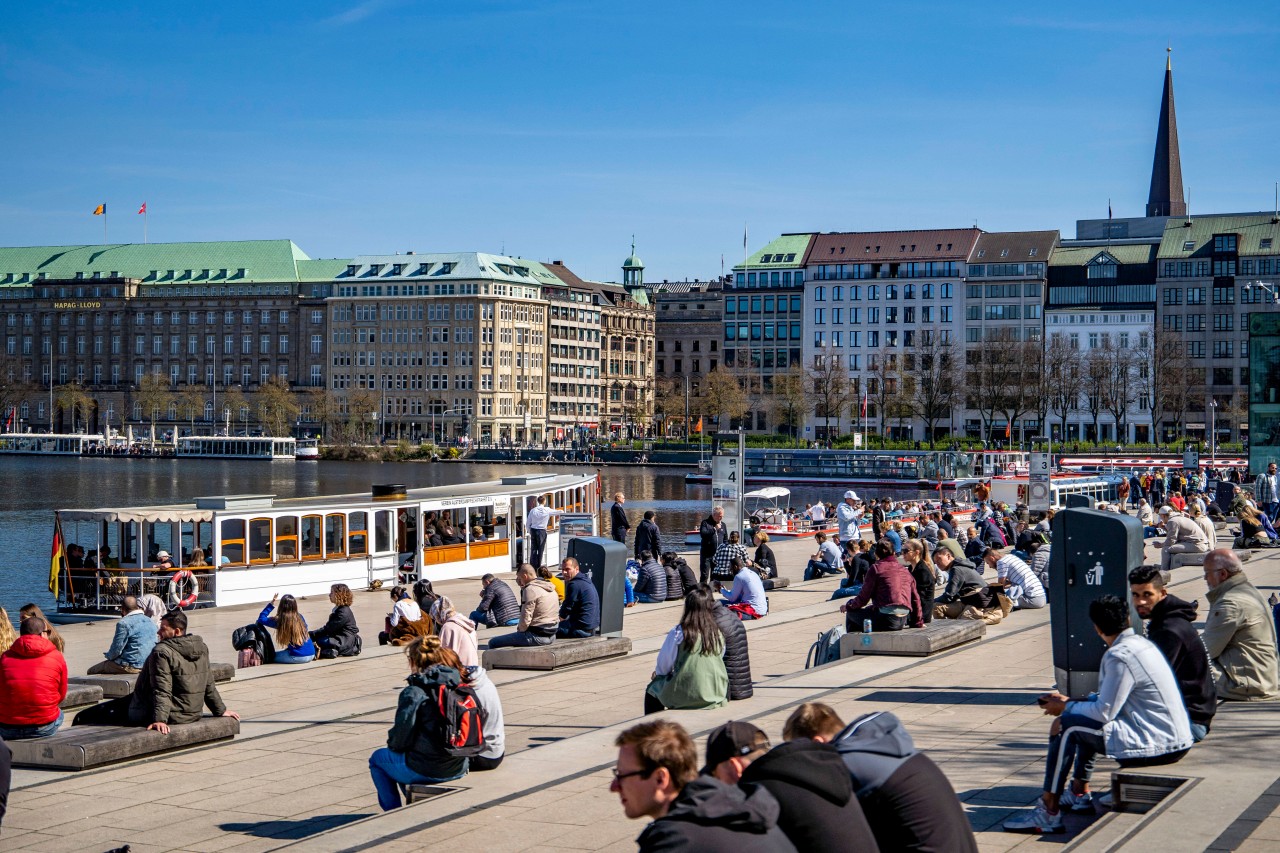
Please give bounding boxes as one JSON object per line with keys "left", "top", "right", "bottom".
{"left": 1048, "top": 508, "right": 1145, "bottom": 698}
{"left": 566, "top": 536, "right": 628, "bottom": 636}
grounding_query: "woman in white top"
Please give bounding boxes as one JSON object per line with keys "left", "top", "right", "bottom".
{"left": 380, "top": 584, "right": 432, "bottom": 646}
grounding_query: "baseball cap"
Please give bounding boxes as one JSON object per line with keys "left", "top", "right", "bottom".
{"left": 157, "top": 550, "right": 171, "bottom": 560}
{"left": 701, "top": 721, "right": 770, "bottom": 775}
{"left": 843, "top": 490, "right": 859, "bottom": 501}
{"left": 935, "top": 539, "right": 965, "bottom": 562}
{"left": 1159, "top": 505, "right": 1173, "bottom": 515}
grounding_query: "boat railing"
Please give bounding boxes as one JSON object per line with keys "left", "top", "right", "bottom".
{"left": 60, "top": 567, "right": 218, "bottom": 614}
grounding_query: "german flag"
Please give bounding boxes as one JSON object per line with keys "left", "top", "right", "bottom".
{"left": 49, "top": 516, "right": 66, "bottom": 598}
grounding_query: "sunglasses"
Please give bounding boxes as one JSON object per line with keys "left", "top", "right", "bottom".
{"left": 611, "top": 766, "right": 653, "bottom": 782}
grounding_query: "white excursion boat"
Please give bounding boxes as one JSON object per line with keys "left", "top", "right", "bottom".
{"left": 51, "top": 472, "right": 601, "bottom": 614}
{"left": 0, "top": 432, "right": 107, "bottom": 455}
{"left": 295, "top": 438, "right": 320, "bottom": 460}
{"left": 176, "top": 435, "right": 297, "bottom": 460}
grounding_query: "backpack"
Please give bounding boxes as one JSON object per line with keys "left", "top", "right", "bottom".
{"left": 806, "top": 624, "right": 846, "bottom": 668}
{"left": 432, "top": 680, "right": 486, "bottom": 757}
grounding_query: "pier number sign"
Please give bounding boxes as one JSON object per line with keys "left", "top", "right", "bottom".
{"left": 1028, "top": 452, "right": 1051, "bottom": 511}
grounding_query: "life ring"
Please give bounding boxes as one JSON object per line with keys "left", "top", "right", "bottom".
{"left": 170, "top": 570, "right": 200, "bottom": 608}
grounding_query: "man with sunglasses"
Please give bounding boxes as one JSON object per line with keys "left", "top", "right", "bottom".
{"left": 610, "top": 719, "right": 795, "bottom": 851}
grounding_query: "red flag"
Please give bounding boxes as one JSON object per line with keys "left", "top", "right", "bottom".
{"left": 3, "top": 407, "right": 12, "bottom": 430}
{"left": 1004, "top": 422, "right": 1012, "bottom": 438}
{"left": 860, "top": 392, "right": 868, "bottom": 418}
{"left": 138, "top": 202, "right": 147, "bottom": 214}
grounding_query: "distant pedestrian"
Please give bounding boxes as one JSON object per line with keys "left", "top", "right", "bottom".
{"left": 634, "top": 510, "right": 660, "bottom": 560}
{"left": 699, "top": 506, "right": 728, "bottom": 586}
{"left": 611, "top": 492, "right": 631, "bottom": 545}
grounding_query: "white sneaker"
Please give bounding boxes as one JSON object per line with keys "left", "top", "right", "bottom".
{"left": 1060, "top": 789, "right": 1094, "bottom": 813}
{"left": 1003, "top": 803, "right": 1065, "bottom": 834}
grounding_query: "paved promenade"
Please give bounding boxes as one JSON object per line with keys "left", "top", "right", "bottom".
{"left": 4, "top": 529, "right": 1280, "bottom": 852}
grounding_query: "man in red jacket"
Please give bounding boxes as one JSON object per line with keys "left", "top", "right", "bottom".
{"left": 0, "top": 617, "right": 68, "bottom": 739}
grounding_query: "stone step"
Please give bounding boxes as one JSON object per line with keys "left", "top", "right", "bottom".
{"left": 8, "top": 715, "right": 239, "bottom": 770}
{"left": 482, "top": 636, "right": 633, "bottom": 671}
{"left": 69, "top": 662, "right": 234, "bottom": 698}
{"left": 839, "top": 619, "right": 986, "bottom": 657}
{"left": 59, "top": 684, "right": 104, "bottom": 710}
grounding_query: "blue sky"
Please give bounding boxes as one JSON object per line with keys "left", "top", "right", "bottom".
{"left": 2, "top": 0, "right": 1279, "bottom": 282}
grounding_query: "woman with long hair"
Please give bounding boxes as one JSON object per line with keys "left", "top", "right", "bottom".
{"left": 310, "top": 583, "right": 362, "bottom": 658}
{"left": 0, "top": 606, "right": 16, "bottom": 655}
{"left": 368, "top": 635, "right": 469, "bottom": 810}
{"left": 901, "top": 539, "right": 938, "bottom": 624}
{"left": 429, "top": 596, "right": 479, "bottom": 668}
{"left": 644, "top": 585, "right": 728, "bottom": 713}
{"left": 380, "top": 585, "right": 433, "bottom": 646}
{"left": 19, "top": 604, "right": 63, "bottom": 653}
{"left": 258, "top": 594, "right": 316, "bottom": 663}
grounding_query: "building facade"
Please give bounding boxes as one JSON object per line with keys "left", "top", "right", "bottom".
{"left": 653, "top": 278, "right": 724, "bottom": 437}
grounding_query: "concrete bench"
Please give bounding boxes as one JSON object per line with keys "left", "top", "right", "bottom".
{"left": 69, "top": 662, "right": 234, "bottom": 699}
{"left": 8, "top": 715, "right": 239, "bottom": 770}
{"left": 763, "top": 577, "right": 790, "bottom": 590}
{"left": 482, "top": 636, "right": 632, "bottom": 671}
{"left": 839, "top": 620, "right": 986, "bottom": 658}
{"left": 1168, "top": 552, "right": 1209, "bottom": 569}
{"left": 59, "top": 684, "right": 104, "bottom": 710}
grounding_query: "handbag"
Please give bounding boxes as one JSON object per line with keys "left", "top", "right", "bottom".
{"left": 237, "top": 647, "right": 262, "bottom": 668}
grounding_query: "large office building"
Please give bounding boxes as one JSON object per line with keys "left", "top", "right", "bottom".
{"left": 653, "top": 277, "right": 724, "bottom": 436}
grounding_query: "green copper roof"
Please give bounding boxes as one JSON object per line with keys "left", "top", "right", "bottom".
{"left": 1157, "top": 214, "right": 1280, "bottom": 258}
{"left": 623, "top": 254, "right": 644, "bottom": 269}
{"left": 0, "top": 239, "right": 318, "bottom": 286}
{"left": 733, "top": 233, "right": 814, "bottom": 271}
{"left": 296, "top": 258, "right": 352, "bottom": 281}
{"left": 1048, "top": 244, "right": 1157, "bottom": 267}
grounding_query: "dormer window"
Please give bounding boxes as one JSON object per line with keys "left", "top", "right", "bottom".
{"left": 370, "top": 264, "right": 383, "bottom": 275}
{"left": 417, "top": 263, "right": 431, "bottom": 275}
{"left": 346, "top": 264, "right": 359, "bottom": 276}
{"left": 1000, "top": 249, "right": 1009, "bottom": 257}
{"left": 760, "top": 254, "right": 772, "bottom": 263}
{"left": 392, "top": 264, "right": 405, "bottom": 275}
{"left": 1029, "top": 248, "right": 1037, "bottom": 257}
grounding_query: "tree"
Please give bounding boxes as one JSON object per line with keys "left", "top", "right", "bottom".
{"left": 257, "top": 376, "right": 300, "bottom": 437}
{"left": 344, "top": 389, "right": 379, "bottom": 443}
{"left": 178, "top": 384, "right": 207, "bottom": 434}
{"left": 305, "top": 387, "right": 341, "bottom": 443}
{"left": 1083, "top": 348, "right": 1108, "bottom": 441}
{"left": 1101, "top": 340, "right": 1136, "bottom": 444}
{"left": 995, "top": 339, "right": 1042, "bottom": 446}
{"left": 54, "top": 382, "right": 94, "bottom": 433}
{"left": 1138, "top": 326, "right": 1188, "bottom": 443}
{"left": 769, "top": 364, "right": 811, "bottom": 439}
{"left": 135, "top": 372, "right": 173, "bottom": 428}
{"left": 808, "top": 352, "right": 850, "bottom": 440}
{"left": 699, "top": 367, "right": 748, "bottom": 430}
{"left": 652, "top": 378, "right": 684, "bottom": 438}
{"left": 221, "top": 385, "right": 249, "bottom": 434}
{"left": 907, "top": 331, "right": 961, "bottom": 447}
{"left": 867, "top": 347, "right": 902, "bottom": 444}
{"left": 1045, "top": 338, "right": 1084, "bottom": 443}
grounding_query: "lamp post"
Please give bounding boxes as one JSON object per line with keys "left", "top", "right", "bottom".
{"left": 1210, "top": 398, "right": 1217, "bottom": 468}
{"left": 682, "top": 374, "right": 691, "bottom": 443}
{"left": 1243, "top": 280, "right": 1280, "bottom": 303}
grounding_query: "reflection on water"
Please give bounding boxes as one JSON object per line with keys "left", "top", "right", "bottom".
{"left": 0, "top": 456, "right": 945, "bottom": 619}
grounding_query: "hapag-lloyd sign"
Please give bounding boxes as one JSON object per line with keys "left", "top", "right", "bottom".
{"left": 52, "top": 301, "right": 103, "bottom": 309}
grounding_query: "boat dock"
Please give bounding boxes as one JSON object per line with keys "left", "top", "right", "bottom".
{"left": 5, "top": 534, "right": 1280, "bottom": 852}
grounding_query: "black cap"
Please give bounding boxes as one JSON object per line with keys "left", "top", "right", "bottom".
{"left": 701, "top": 721, "right": 769, "bottom": 775}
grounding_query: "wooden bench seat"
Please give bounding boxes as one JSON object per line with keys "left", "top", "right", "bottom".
{"left": 482, "top": 636, "right": 632, "bottom": 671}
{"left": 69, "top": 662, "right": 234, "bottom": 699}
{"left": 839, "top": 620, "right": 986, "bottom": 658}
{"left": 59, "top": 684, "right": 104, "bottom": 710}
{"left": 7, "top": 715, "right": 239, "bottom": 770}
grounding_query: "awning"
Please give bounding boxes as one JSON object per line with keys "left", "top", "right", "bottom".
{"left": 58, "top": 507, "right": 215, "bottom": 524}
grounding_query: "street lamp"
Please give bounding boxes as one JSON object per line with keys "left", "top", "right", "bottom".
{"left": 1210, "top": 398, "right": 1218, "bottom": 467}
{"left": 1244, "top": 280, "right": 1280, "bottom": 304}
{"left": 682, "top": 374, "right": 691, "bottom": 443}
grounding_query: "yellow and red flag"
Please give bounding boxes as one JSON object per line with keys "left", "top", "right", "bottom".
{"left": 92, "top": 204, "right": 105, "bottom": 215}
{"left": 693, "top": 416, "right": 703, "bottom": 434}
{"left": 49, "top": 516, "right": 66, "bottom": 598}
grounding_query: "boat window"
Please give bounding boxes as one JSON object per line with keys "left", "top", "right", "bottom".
{"left": 349, "top": 512, "right": 368, "bottom": 556}
{"left": 375, "top": 510, "right": 392, "bottom": 553}
{"left": 301, "top": 515, "right": 323, "bottom": 559}
{"left": 249, "top": 518, "right": 273, "bottom": 563}
{"left": 221, "top": 519, "right": 246, "bottom": 565}
{"left": 147, "top": 522, "right": 175, "bottom": 564}
{"left": 325, "top": 514, "right": 346, "bottom": 557}
{"left": 118, "top": 522, "right": 138, "bottom": 567}
{"left": 276, "top": 516, "right": 298, "bottom": 561}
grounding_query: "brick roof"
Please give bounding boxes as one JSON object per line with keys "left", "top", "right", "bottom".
{"left": 970, "top": 230, "right": 1059, "bottom": 264}
{"left": 803, "top": 228, "right": 982, "bottom": 264}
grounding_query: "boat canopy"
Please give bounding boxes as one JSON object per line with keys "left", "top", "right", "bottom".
{"left": 743, "top": 487, "right": 790, "bottom": 500}
{"left": 58, "top": 506, "right": 216, "bottom": 524}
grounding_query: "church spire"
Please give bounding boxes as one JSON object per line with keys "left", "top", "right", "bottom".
{"left": 1146, "top": 48, "right": 1186, "bottom": 217}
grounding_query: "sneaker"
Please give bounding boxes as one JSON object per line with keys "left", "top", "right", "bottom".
{"left": 1060, "top": 789, "right": 1094, "bottom": 813}
{"left": 1097, "top": 792, "right": 1114, "bottom": 809}
{"left": 1003, "top": 803, "right": 1065, "bottom": 834}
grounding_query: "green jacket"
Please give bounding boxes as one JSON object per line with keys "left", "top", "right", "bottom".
{"left": 647, "top": 636, "right": 728, "bottom": 710}
{"left": 128, "top": 633, "right": 227, "bottom": 725}
{"left": 1203, "top": 573, "right": 1280, "bottom": 701}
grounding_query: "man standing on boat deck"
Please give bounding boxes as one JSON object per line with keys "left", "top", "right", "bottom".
{"left": 611, "top": 492, "right": 631, "bottom": 545}
{"left": 526, "top": 495, "right": 563, "bottom": 571}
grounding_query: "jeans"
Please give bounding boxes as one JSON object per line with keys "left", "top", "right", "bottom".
{"left": 1190, "top": 722, "right": 1209, "bottom": 743}
{"left": 557, "top": 625, "right": 593, "bottom": 638}
{"left": 624, "top": 577, "right": 636, "bottom": 605}
{"left": 1043, "top": 711, "right": 1105, "bottom": 795}
{"left": 487, "top": 630, "right": 554, "bottom": 648}
{"left": 830, "top": 582, "right": 863, "bottom": 600}
{"left": 804, "top": 560, "right": 841, "bottom": 581}
{"left": 274, "top": 651, "right": 315, "bottom": 664}
{"left": 1267, "top": 502, "right": 1280, "bottom": 523}
{"left": 1143, "top": 526, "right": 1161, "bottom": 538}
{"left": 0, "top": 709, "right": 63, "bottom": 740}
{"left": 368, "top": 748, "right": 466, "bottom": 811}
{"left": 636, "top": 592, "right": 662, "bottom": 604}
{"left": 87, "top": 659, "right": 141, "bottom": 675}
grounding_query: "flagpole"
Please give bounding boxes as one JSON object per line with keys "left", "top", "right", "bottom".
{"left": 144, "top": 208, "right": 148, "bottom": 244}
{"left": 103, "top": 210, "right": 108, "bottom": 245}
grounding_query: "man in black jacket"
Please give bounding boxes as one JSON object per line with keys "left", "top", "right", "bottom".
{"left": 932, "top": 545, "right": 994, "bottom": 618}
{"left": 611, "top": 719, "right": 795, "bottom": 852}
{"left": 470, "top": 574, "right": 521, "bottom": 628}
{"left": 699, "top": 506, "right": 728, "bottom": 586}
{"left": 1129, "top": 565, "right": 1217, "bottom": 741}
{"left": 710, "top": 597, "right": 753, "bottom": 700}
{"left": 704, "top": 721, "right": 879, "bottom": 853}
{"left": 557, "top": 558, "right": 600, "bottom": 638}
{"left": 635, "top": 510, "right": 661, "bottom": 561}
{"left": 611, "top": 492, "right": 631, "bottom": 545}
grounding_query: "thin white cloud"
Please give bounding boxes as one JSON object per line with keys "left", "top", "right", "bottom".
{"left": 319, "top": 0, "right": 399, "bottom": 28}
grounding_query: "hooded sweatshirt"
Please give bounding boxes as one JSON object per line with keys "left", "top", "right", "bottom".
{"left": 0, "top": 634, "right": 68, "bottom": 726}
{"left": 739, "top": 740, "right": 879, "bottom": 852}
{"left": 637, "top": 776, "right": 797, "bottom": 853}
{"left": 436, "top": 612, "right": 480, "bottom": 668}
{"left": 834, "top": 711, "right": 978, "bottom": 853}
{"left": 1144, "top": 594, "right": 1216, "bottom": 725}
{"left": 387, "top": 666, "right": 468, "bottom": 780}
{"left": 519, "top": 578, "right": 560, "bottom": 634}
{"left": 128, "top": 633, "right": 226, "bottom": 725}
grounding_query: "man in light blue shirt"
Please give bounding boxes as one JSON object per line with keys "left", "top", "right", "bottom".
{"left": 804, "top": 532, "right": 844, "bottom": 581}
{"left": 836, "top": 490, "right": 862, "bottom": 544}
{"left": 721, "top": 559, "right": 768, "bottom": 620}
{"left": 87, "top": 596, "right": 157, "bottom": 674}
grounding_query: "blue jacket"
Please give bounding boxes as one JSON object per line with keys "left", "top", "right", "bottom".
{"left": 258, "top": 603, "right": 316, "bottom": 658}
{"left": 559, "top": 574, "right": 600, "bottom": 635}
{"left": 105, "top": 610, "right": 157, "bottom": 669}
